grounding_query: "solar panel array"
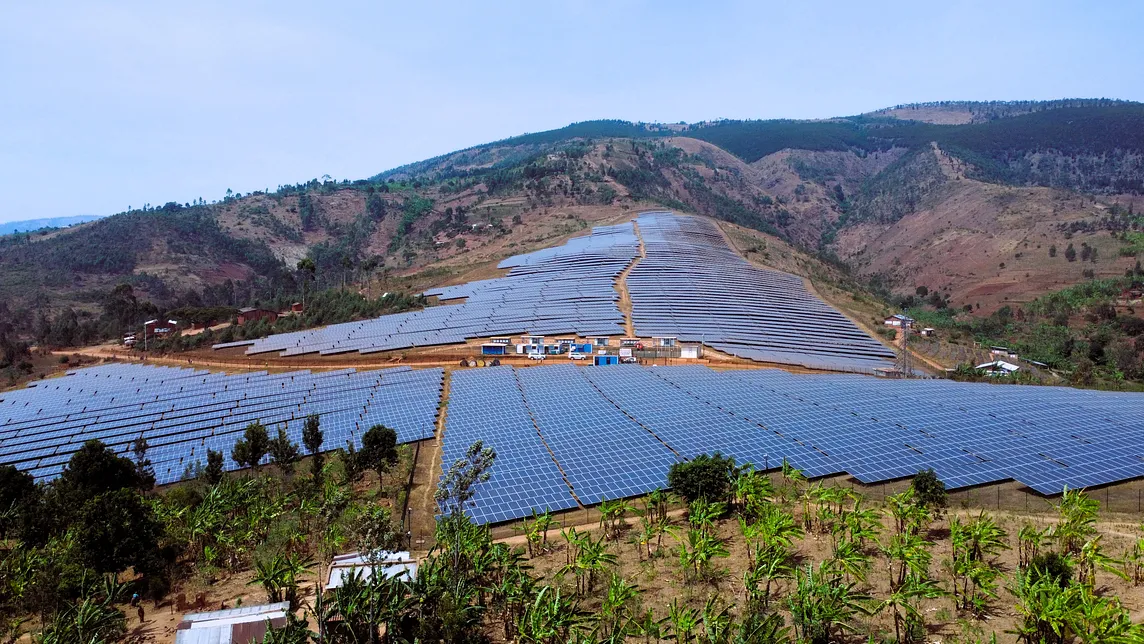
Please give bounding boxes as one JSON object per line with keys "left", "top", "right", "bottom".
{"left": 219, "top": 223, "right": 639, "bottom": 356}
{"left": 443, "top": 364, "right": 1144, "bottom": 524}
{"left": 0, "top": 363, "right": 443, "bottom": 485}
{"left": 629, "top": 212, "right": 896, "bottom": 372}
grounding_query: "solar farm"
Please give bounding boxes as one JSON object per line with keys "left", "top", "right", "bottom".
{"left": 8, "top": 210, "right": 1143, "bottom": 526}
{"left": 443, "top": 364, "right": 1144, "bottom": 524}
{"left": 214, "top": 211, "right": 896, "bottom": 373}
{"left": 3, "top": 360, "right": 1144, "bottom": 524}
{"left": 0, "top": 363, "right": 442, "bottom": 485}
{"left": 629, "top": 213, "right": 897, "bottom": 371}
{"left": 215, "top": 222, "right": 638, "bottom": 356}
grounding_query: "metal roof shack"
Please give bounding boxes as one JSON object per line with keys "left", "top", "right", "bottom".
{"left": 883, "top": 314, "right": 915, "bottom": 328}
{"left": 326, "top": 551, "right": 418, "bottom": 590}
{"left": 175, "top": 601, "right": 289, "bottom": 644}
{"left": 237, "top": 308, "right": 278, "bottom": 326}
{"left": 976, "top": 360, "right": 1021, "bottom": 376}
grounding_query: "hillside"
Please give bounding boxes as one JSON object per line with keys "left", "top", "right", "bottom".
{"left": 0, "top": 215, "right": 102, "bottom": 235}
{"left": 2, "top": 98, "right": 1143, "bottom": 337}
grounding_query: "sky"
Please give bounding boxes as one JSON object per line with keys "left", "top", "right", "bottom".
{"left": 1, "top": 1, "right": 1142, "bottom": 223}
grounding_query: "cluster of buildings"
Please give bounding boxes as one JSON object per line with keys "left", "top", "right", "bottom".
{"left": 477, "top": 334, "right": 703, "bottom": 362}
{"left": 175, "top": 550, "right": 417, "bottom": 644}
{"left": 123, "top": 304, "right": 303, "bottom": 347}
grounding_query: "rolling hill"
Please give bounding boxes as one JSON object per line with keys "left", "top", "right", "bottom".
{"left": 2, "top": 98, "right": 1143, "bottom": 327}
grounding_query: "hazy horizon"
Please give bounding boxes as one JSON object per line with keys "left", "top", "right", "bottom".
{"left": 2, "top": 1, "right": 1142, "bottom": 223}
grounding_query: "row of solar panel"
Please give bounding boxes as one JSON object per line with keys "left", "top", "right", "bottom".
{"left": 628, "top": 212, "right": 897, "bottom": 372}
{"left": 222, "top": 222, "right": 638, "bottom": 356}
{"left": 441, "top": 363, "right": 1144, "bottom": 524}
{"left": 0, "top": 364, "right": 444, "bottom": 485}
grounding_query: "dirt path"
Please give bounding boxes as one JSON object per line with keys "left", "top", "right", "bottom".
{"left": 614, "top": 218, "right": 645, "bottom": 338}
{"left": 408, "top": 369, "right": 452, "bottom": 545}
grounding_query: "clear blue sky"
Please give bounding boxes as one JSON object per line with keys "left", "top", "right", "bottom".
{"left": 1, "top": 1, "right": 1141, "bottom": 223}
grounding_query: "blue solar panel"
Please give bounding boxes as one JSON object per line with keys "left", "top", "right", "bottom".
{"left": 0, "top": 364, "right": 444, "bottom": 486}
{"left": 438, "top": 364, "right": 1144, "bottom": 524}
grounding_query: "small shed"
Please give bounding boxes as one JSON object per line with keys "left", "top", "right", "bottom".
{"left": 175, "top": 601, "right": 290, "bottom": 644}
{"left": 920, "top": 328, "right": 935, "bottom": 337}
{"left": 291, "top": 302, "right": 304, "bottom": 313}
{"left": 654, "top": 337, "right": 677, "bottom": 348}
{"left": 480, "top": 343, "right": 506, "bottom": 356}
{"left": 326, "top": 551, "right": 418, "bottom": 589}
{"left": 680, "top": 345, "right": 702, "bottom": 359}
{"left": 594, "top": 355, "right": 619, "bottom": 366}
{"left": 238, "top": 307, "right": 278, "bottom": 326}
{"left": 144, "top": 319, "right": 179, "bottom": 338}
{"left": 883, "top": 314, "right": 915, "bottom": 328}
{"left": 976, "top": 360, "right": 1020, "bottom": 376}
{"left": 588, "top": 337, "right": 611, "bottom": 347}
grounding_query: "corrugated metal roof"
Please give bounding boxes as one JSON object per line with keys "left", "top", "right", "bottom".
{"left": 183, "top": 602, "right": 290, "bottom": 622}
{"left": 175, "top": 602, "right": 290, "bottom": 644}
{"left": 326, "top": 551, "right": 418, "bottom": 589}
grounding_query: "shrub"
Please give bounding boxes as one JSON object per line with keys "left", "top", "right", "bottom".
{"left": 667, "top": 453, "right": 735, "bottom": 504}
{"left": 911, "top": 468, "right": 946, "bottom": 511}
{"left": 1028, "top": 552, "right": 1073, "bottom": 588}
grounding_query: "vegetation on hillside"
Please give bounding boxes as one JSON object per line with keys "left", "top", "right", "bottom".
{"left": 898, "top": 275, "right": 1144, "bottom": 388}
{"left": 5, "top": 98, "right": 1144, "bottom": 357}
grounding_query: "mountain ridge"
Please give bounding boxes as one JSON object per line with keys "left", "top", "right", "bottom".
{"left": 1, "top": 98, "right": 1141, "bottom": 322}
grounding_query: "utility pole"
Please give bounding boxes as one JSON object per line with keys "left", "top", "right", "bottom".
{"left": 895, "top": 321, "right": 913, "bottom": 377}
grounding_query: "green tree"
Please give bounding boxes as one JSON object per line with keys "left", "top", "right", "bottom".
{"left": 910, "top": 468, "right": 946, "bottom": 513}
{"left": 0, "top": 464, "right": 36, "bottom": 539}
{"left": 131, "top": 436, "right": 155, "bottom": 491}
{"left": 58, "top": 440, "right": 144, "bottom": 501}
{"left": 358, "top": 425, "right": 399, "bottom": 484}
{"left": 231, "top": 421, "right": 270, "bottom": 471}
{"left": 204, "top": 449, "right": 224, "bottom": 485}
{"left": 435, "top": 440, "right": 497, "bottom": 517}
{"left": 302, "top": 414, "right": 325, "bottom": 482}
{"left": 74, "top": 489, "right": 162, "bottom": 574}
{"left": 667, "top": 453, "right": 736, "bottom": 504}
{"left": 297, "top": 257, "right": 316, "bottom": 309}
{"left": 268, "top": 425, "right": 300, "bottom": 472}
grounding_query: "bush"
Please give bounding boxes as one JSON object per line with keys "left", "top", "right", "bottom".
{"left": 667, "top": 453, "right": 736, "bottom": 504}
{"left": 911, "top": 468, "right": 946, "bottom": 511}
{"left": 1028, "top": 552, "right": 1073, "bottom": 588}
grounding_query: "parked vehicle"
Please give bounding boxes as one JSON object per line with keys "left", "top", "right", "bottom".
{"left": 527, "top": 352, "right": 546, "bottom": 361}
{"left": 569, "top": 352, "right": 588, "bottom": 361}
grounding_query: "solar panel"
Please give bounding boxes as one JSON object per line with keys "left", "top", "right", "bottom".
{"left": 0, "top": 364, "right": 444, "bottom": 486}
{"left": 438, "top": 364, "right": 1144, "bottom": 524}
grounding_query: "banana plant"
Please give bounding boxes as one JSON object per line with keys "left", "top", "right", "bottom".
{"left": 828, "top": 538, "right": 871, "bottom": 584}
{"left": 673, "top": 527, "right": 729, "bottom": 583}
{"left": 881, "top": 530, "right": 934, "bottom": 592}
{"left": 517, "top": 585, "right": 589, "bottom": 644}
{"left": 742, "top": 542, "right": 791, "bottom": 609}
{"left": 1050, "top": 486, "right": 1099, "bottom": 555}
{"left": 665, "top": 598, "right": 700, "bottom": 644}
{"left": 1018, "top": 523, "right": 1048, "bottom": 569}
{"left": 786, "top": 562, "right": 870, "bottom": 644}
{"left": 870, "top": 575, "right": 945, "bottom": 643}
{"left": 687, "top": 499, "right": 724, "bottom": 537}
